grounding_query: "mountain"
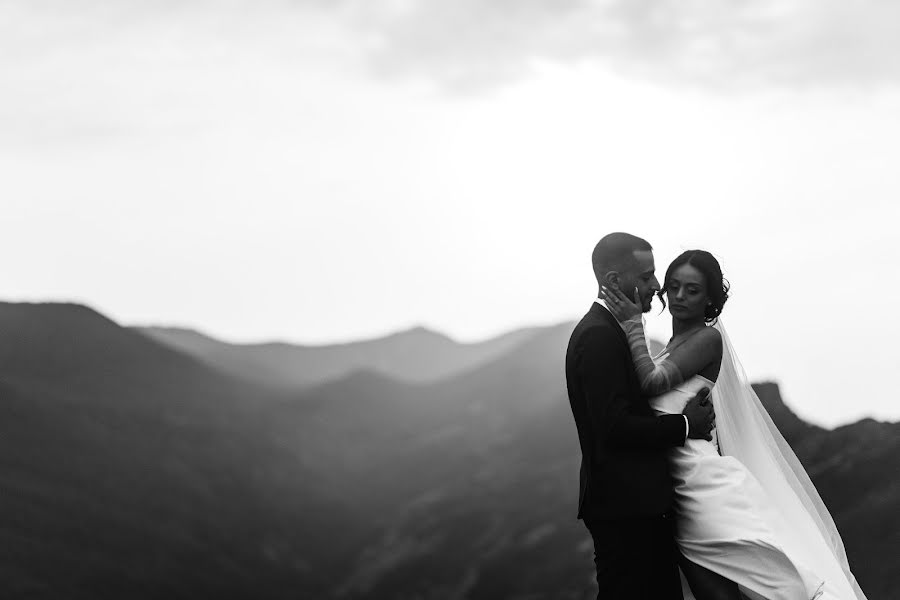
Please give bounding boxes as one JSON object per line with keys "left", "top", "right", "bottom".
{"left": 262, "top": 322, "right": 585, "bottom": 598}
{"left": 136, "top": 324, "right": 544, "bottom": 389}
{"left": 2, "top": 303, "right": 895, "bottom": 599}
{"left": 0, "top": 302, "right": 361, "bottom": 598}
{"left": 752, "top": 381, "right": 825, "bottom": 445}
{"left": 789, "top": 417, "right": 900, "bottom": 597}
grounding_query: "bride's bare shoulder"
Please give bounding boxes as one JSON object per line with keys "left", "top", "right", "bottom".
{"left": 679, "top": 326, "right": 722, "bottom": 360}
{"left": 702, "top": 325, "right": 722, "bottom": 342}
{"left": 698, "top": 326, "right": 723, "bottom": 352}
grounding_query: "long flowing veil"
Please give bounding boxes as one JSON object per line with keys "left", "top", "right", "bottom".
{"left": 710, "top": 320, "right": 867, "bottom": 599}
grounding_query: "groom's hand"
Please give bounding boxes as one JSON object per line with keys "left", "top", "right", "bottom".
{"left": 683, "top": 387, "right": 714, "bottom": 441}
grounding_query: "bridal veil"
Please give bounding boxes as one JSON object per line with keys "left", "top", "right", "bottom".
{"left": 710, "top": 321, "right": 867, "bottom": 600}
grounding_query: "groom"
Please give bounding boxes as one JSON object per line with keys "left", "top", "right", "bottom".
{"left": 565, "top": 232, "right": 714, "bottom": 600}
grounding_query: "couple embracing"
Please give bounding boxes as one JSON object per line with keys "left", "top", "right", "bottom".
{"left": 565, "top": 232, "right": 868, "bottom": 600}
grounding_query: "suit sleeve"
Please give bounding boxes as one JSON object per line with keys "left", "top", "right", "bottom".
{"left": 580, "top": 327, "right": 686, "bottom": 451}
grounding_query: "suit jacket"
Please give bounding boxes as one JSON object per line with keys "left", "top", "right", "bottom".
{"left": 565, "top": 301, "right": 687, "bottom": 520}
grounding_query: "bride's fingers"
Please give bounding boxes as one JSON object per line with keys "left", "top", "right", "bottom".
{"left": 601, "top": 287, "right": 622, "bottom": 306}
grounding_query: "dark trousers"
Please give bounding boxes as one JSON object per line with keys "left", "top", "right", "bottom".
{"left": 583, "top": 511, "right": 683, "bottom": 600}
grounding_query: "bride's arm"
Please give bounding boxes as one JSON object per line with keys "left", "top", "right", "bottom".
{"left": 600, "top": 287, "right": 722, "bottom": 395}
{"left": 580, "top": 326, "right": 689, "bottom": 449}
{"left": 622, "top": 319, "right": 721, "bottom": 395}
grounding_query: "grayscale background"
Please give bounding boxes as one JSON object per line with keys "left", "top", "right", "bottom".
{"left": 1, "top": 2, "right": 897, "bottom": 598}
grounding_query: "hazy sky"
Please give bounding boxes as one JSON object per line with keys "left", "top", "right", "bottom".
{"left": 3, "top": 1, "right": 899, "bottom": 426}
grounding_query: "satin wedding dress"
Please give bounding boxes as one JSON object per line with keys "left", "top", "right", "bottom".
{"left": 649, "top": 323, "right": 867, "bottom": 600}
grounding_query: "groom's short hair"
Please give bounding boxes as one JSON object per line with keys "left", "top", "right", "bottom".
{"left": 592, "top": 232, "right": 652, "bottom": 282}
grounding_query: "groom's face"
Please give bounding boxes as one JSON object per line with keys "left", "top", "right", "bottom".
{"left": 617, "top": 250, "right": 660, "bottom": 313}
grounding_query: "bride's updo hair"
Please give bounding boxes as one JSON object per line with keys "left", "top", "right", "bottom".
{"left": 658, "top": 250, "right": 730, "bottom": 323}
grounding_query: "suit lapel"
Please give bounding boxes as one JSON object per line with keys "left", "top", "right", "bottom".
{"left": 589, "top": 301, "right": 642, "bottom": 394}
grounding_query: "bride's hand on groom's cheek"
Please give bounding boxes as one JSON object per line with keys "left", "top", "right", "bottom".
{"left": 599, "top": 286, "right": 642, "bottom": 322}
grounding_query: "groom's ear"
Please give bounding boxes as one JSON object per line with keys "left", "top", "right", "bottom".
{"left": 603, "top": 271, "right": 620, "bottom": 290}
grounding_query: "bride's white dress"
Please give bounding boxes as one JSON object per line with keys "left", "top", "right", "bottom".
{"left": 651, "top": 367, "right": 820, "bottom": 599}
{"left": 651, "top": 339, "right": 865, "bottom": 600}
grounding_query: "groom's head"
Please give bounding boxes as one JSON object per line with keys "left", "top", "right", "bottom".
{"left": 592, "top": 232, "right": 659, "bottom": 313}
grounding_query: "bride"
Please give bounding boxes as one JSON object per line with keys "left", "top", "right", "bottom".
{"left": 599, "top": 250, "right": 867, "bottom": 600}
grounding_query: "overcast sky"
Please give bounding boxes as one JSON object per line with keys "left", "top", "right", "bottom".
{"left": 3, "top": 1, "right": 899, "bottom": 426}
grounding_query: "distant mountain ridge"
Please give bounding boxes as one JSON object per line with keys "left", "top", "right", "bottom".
{"left": 0, "top": 302, "right": 357, "bottom": 598}
{"left": 136, "top": 324, "right": 546, "bottom": 389}
{"left": 0, "top": 301, "right": 894, "bottom": 599}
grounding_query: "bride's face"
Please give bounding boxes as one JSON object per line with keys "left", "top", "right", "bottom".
{"left": 666, "top": 263, "right": 709, "bottom": 321}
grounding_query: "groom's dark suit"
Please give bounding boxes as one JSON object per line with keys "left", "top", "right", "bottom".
{"left": 565, "top": 301, "right": 687, "bottom": 599}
